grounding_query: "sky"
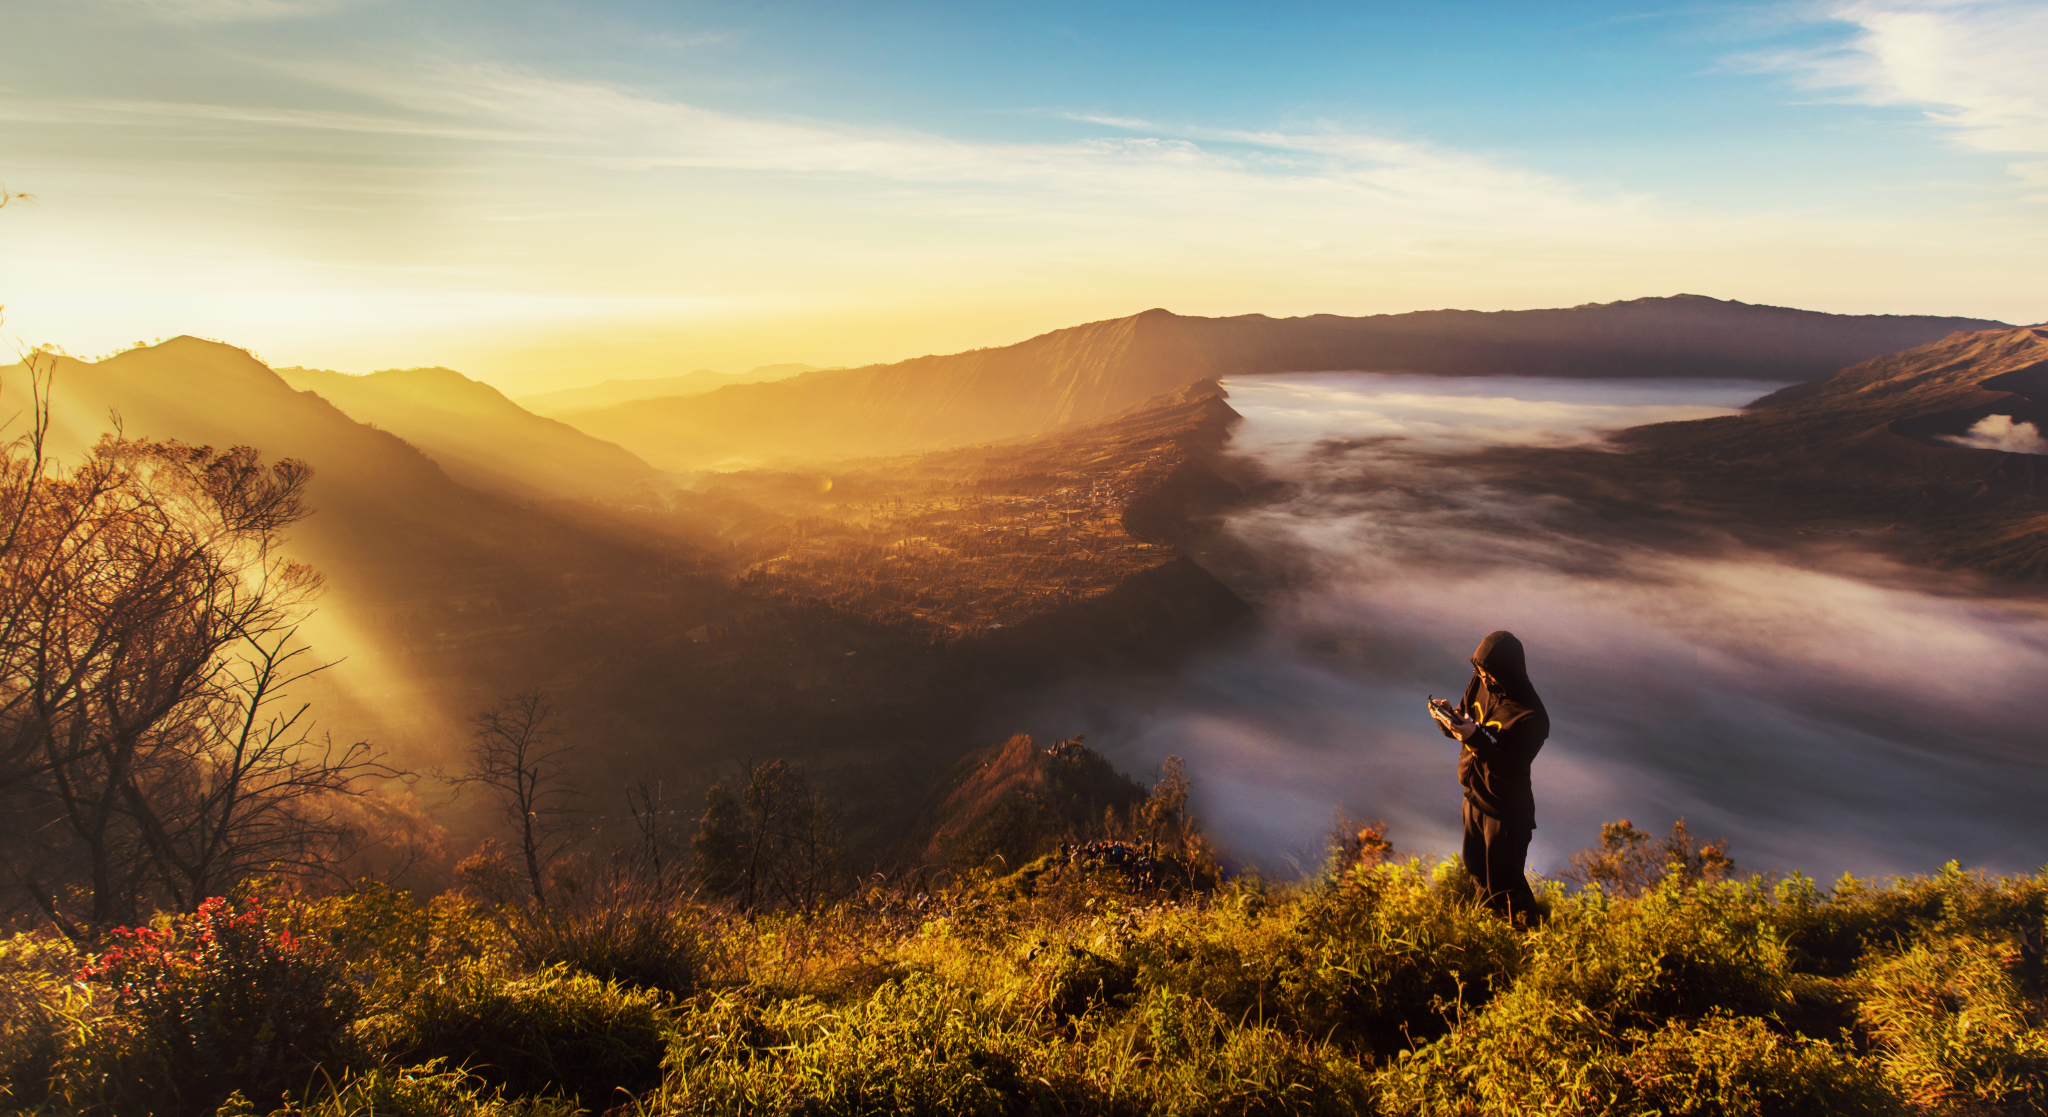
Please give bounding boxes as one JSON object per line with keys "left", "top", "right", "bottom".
{"left": 2, "top": 0, "right": 2045, "bottom": 393}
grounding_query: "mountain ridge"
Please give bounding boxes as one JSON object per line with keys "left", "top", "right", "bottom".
{"left": 276, "top": 362, "right": 659, "bottom": 499}
{"left": 562, "top": 296, "right": 2006, "bottom": 470}
{"left": 516, "top": 363, "right": 821, "bottom": 417}
{"left": 1479, "top": 325, "right": 2048, "bottom": 581}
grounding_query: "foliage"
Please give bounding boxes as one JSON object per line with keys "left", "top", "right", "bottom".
{"left": 76, "top": 895, "right": 362, "bottom": 1116}
{"left": 691, "top": 760, "right": 845, "bottom": 913}
{"left": 1562, "top": 817, "right": 1738, "bottom": 898}
{"left": 1856, "top": 934, "right": 2048, "bottom": 1113}
{"left": 248, "top": 1061, "right": 580, "bottom": 1117}
{"left": 504, "top": 869, "right": 704, "bottom": 997}
{"left": 0, "top": 380, "right": 391, "bottom": 932}
{"left": 383, "top": 959, "right": 669, "bottom": 1109}
{"left": 4, "top": 848, "right": 2048, "bottom": 1116}
{"left": 0, "top": 930, "right": 101, "bottom": 1111}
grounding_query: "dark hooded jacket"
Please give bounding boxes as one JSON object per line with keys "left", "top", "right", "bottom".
{"left": 1447, "top": 631, "right": 1548, "bottom": 829}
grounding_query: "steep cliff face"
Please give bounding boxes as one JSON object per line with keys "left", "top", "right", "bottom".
{"left": 562, "top": 297, "right": 2003, "bottom": 470}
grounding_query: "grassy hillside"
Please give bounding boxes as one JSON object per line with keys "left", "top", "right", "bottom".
{"left": 5, "top": 839, "right": 2043, "bottom": 1116}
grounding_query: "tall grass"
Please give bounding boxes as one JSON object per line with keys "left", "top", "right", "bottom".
{"left": 4, "top": 855, "right": 2045, "bottom": 1115}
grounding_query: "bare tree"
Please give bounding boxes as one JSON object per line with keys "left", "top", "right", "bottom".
{"left": 461, "top": 690, "right": 581, "bottom": 907}
{"left": 0, "top": 355, "right": 395, "bottom": 933}
{"left": 626, "top": 776, "right": 688, "bottom": 888}
{"left": 690, "top": 759, "right": 843, "bottom": 913}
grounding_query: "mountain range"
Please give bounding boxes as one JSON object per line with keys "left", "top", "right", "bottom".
{"left": 557, "top": 296, "right": 2005, "bottom": 470}
{"left": 11, "top": 300, "right": 2043, "bottom": 864}
{"left": 1485, "top": 325, "right": 2048, "bottom": 581}
{"left": 276, "top": 364, "right": 658, "bottom": 498}
{"left": 514, "top": 363, "right": 819, "bottom": 417}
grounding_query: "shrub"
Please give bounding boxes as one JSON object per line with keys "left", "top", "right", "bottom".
{"left": 0, "top": 932, "right": 101, "bottom": 1110}
{"left": 250, "top": 1061, "right": 581, "bottom": 1117}
{"left": 1563, "top": 819, "right": 1736, "bottom": 899}
{"left": 506, "top": 882, "right": 703, "bottom": 996}
{"left": 1374, "top": 997, "right": 1894, "bottom": 1117}
{"left": 1773, "top": 863, "right": 2048, "bottom": 980}
{"left": 655, "top": 973, "right": 1374, "bottom": 1116}
{"left": 1622, "top": 1013, "right": 1896, "bottom": 1117}
{"left": 387, "top": 960, "right": 669, "bottom": 1108}
{"left": 1043, "top": 943, "right": 1139, "bottom": 1023}
{"left": 1857, "top": 935, "right": 2048, "bottom": 1113}
{"left": 78, "top": 896, "right": 361, "bottom": 1116}
{"left": 1278, "top": 858, "right": 1524, "bottom": 1056}
{"left": 298, "top": 882, "right": 505, "bottom": 1014}
{"left": 1514, "top": 877, "right": 1791, "bottom": 1028}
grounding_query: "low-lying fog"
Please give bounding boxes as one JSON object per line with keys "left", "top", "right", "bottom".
{"left": 1040, "top": 374, "right": 2048, "bottom": 881}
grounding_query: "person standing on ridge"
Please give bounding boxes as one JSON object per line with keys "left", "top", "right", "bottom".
{"left": 1429, "top": 631, "right": 1548, "bottom": 921}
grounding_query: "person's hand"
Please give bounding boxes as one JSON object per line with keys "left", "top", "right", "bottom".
{"left": 1429, "top": 700, "right": 1477, "bottom": 741}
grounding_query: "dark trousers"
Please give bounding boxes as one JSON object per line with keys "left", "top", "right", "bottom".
{"left": 1461, "top": 799, "right": 1537, "bottom": 919}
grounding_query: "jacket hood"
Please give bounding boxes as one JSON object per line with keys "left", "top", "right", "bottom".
{"left": 1469, "top": 630, "right": 1544, "bottom": 712}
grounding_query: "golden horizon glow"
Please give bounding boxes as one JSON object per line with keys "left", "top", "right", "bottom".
{"left": 4, "top": 2, "right": 2046, "bottom": 394}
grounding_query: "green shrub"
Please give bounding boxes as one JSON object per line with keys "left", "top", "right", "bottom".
{"left": 653, "top": 973, "right": 1374, "bottom": 1116}
{"left": 1515, "top": 877, "right": 1791, "bottom": 1028}
{"left": 659, "top": 976, "right": 1066, "bottom": 1115}
{"left": 1280, "top": 857, "right": 1524, "bottom": 1055}
{"left": 507, "top": 890, "right": 702, "bottom": 996}
{"left": 1043, "top": 944, "right": 1139, "bottom": 1023}
{"left": 387, "top": 960, "right": 669, "bottom": 1108}
{"left": 79, "top": 896, "right": 362, "bottom": 1116}
{"left": 1857, "top": 935, "right": 2048, "bottom": 1114}
{"left": 1622, "top": 1012, "right": 1896, "bottom": 1117}
{"left": 299, "top": 883, "right": 506, "bottom": 1008}
{"left": 1773, "top": 864, "right": 2048, "bottom": 980}
{"left": 247, "top": 1061, "right": 581, "bottom": 1117}
{"left": 1375, "top": 996, "right": 1894, "bottom": 1117}
{"left": 0, "top": 932, "right": 102, "bottom": 1110}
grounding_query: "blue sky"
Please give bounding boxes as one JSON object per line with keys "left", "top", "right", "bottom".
{"left": 2, "top": 0, "right": 2043, "bottom": 389}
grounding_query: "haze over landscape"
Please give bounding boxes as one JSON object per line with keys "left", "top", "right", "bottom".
{"left": 5, "top": 5, "right": 2048, "bottom": 1113}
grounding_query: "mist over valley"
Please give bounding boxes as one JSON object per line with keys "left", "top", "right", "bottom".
{"left": 1025, "top": 372, "right": 2048, "bottom": 879}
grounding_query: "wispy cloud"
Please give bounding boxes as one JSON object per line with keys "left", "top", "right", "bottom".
{"left": 277, "top": 60, "right": 1658, "bottom": 248}
{"left": 100, "top": 0, "right": 367, "bottom": 23}
{"left": 0, "top": 97, "right": 509, "bottom": 140}
{"left": 1755, "top": 1, "right": 2048, "bottom": 198}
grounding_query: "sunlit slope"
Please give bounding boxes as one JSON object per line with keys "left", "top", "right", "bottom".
{"left": 515, "top": 363, "right": 818, "bottom": 416}
{"left": 0, "top": 338, "right": 706, "bottom": 758}
{"left": 706, "top": 380, "right": 1246, "bottom": 643}
{"left": 562, "top": 296, "right": 2004, "bottom": 470}
{"left": 277, "top": 364, "right": 658, "bottom": 498}
{"left": 4, "top": 339, "right": 652, "bottom": 589}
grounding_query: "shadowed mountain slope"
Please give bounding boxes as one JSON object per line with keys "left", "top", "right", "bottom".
{"left": 912, "top": 734, "right": 1145, "bottom": 871}
{"left": 563, "top": 296, "right": 2003, "bottom": 470}
{"left": 277, "top": 364, "right": 658, "bottom": 499}
{"left": 1489, "top": 326, "right": 2048, "bottom": 580}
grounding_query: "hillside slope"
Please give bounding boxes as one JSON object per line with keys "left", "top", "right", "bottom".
{"left": 516, "top": 363, "right": 818, "bottom": 416}
{"left": 562, "top": 297, "right": 2003, "bottom": 469}
{"left": 1491, "top": 326, "right": 2048, "bottom": 580}
{"left": 2, "top": 339, "right": 713, "bottom": 762}
{"left": 277, "top": 364, "right": 658, "bottom": 498}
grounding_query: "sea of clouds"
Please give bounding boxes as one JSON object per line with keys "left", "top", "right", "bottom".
{"left": 1028, "top": 374, "right": 2048, "bottom": 881}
